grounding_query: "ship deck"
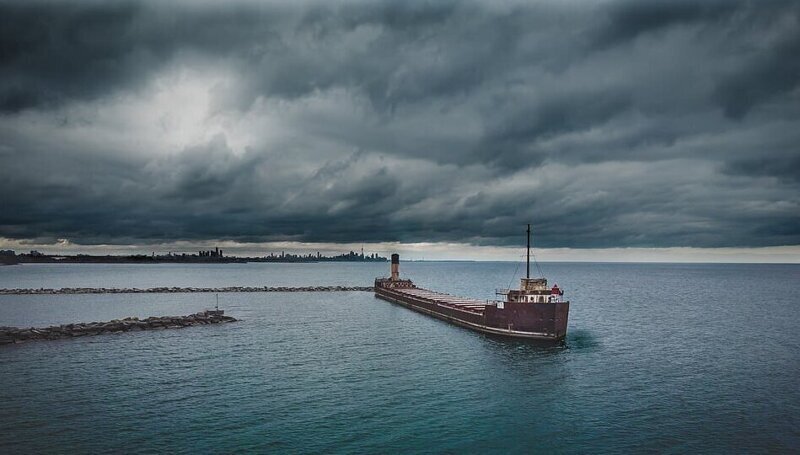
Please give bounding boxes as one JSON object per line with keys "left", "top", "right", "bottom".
{"left": 390, "top": 287, "right": 488, "bottom": 314}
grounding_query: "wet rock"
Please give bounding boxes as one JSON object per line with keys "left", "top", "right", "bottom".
{"left": 0, "top": 286, "right": 375, "bottom": 294}
{"left": 0, "top": 310, "right": 238, "bottom": 345}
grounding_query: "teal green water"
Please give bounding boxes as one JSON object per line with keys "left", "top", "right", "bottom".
{"left": 1, "top": 262, "right": 798, "bottom": 453}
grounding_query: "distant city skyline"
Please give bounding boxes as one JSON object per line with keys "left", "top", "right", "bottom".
{"left": 1, "top": 1, "right": 798, "bottom": 262}
{"left": 1, "top": 238, "right": 797, "bottom": 264}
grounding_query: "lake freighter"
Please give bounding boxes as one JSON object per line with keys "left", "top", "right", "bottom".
{"left": 374, "top": 225, "right": 569, "bottom": 341}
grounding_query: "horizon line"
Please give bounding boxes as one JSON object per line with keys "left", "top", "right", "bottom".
{"left": 2, "top": 238, "right": 799, "bottom": 264}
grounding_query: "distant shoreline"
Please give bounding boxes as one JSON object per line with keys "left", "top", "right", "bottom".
{"left": 11, "top": 257, "right": 387, "bottom": 265}
{"left": 2, "top": 251, "right": 387, "bottom": 265}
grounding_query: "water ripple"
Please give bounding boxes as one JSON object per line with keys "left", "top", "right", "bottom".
{"left": 1, "top": 263, "right": 798, "bottom": 452}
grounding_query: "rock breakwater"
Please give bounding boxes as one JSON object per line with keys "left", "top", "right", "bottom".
{"left": 0, "top": 286, "right": 374, "bottom": 295}
{"left": 0, "top": 310, "right": 237, "bottom": 345}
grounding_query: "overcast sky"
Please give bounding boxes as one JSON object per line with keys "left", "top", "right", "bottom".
{"left": 0, "top": 0, "right": 798, "bottom": 259}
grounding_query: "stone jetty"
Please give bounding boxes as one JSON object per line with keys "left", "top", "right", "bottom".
{"left": 0, "top": 310, "right": 237, "bottom": 345}
{"left": 0, "top": 286, "right": 374, "bottom": 295}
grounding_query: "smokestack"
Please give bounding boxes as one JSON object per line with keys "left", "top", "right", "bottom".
{"left": 391, "top": 253, "right": 400, "bottom": 281}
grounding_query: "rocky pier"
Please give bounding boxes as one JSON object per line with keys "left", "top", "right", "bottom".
{"left": 0, "top": 286, "right": 374, "bottom": 295}
{"left": 0, "top": 310, "right": 237, "bottom": 345}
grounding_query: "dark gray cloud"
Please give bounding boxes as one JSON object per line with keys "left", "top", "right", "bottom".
{"left": 593, "top": 0, "right": 737, "bottom": 48}
{"left": 713, "top": 26, "right": 800, "bottom": 119}
{"left": 0, "top": 0, "right": 799, "bottom": 249}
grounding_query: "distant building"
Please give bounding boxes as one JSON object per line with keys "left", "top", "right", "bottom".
{"left": 198, "top": 247, "right": 224, "bottom": 258}
{"left": 0, "top": 249, "right": 19, "bottom": 265}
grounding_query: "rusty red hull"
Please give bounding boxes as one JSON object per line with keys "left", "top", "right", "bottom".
{"left": 374, "top": 283, "right": 569, "bottom": 341}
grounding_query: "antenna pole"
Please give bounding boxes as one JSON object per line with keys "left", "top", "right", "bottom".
{"left": 526, "top": 224, "right": 531, "bottom": 279}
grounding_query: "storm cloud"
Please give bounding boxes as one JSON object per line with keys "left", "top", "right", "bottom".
{"left": 0, "top": 0, "right": 798, "bottom": 249}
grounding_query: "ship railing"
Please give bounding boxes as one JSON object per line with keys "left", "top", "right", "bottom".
{"left": 495, "top": 288, "right": 511, "bottom": 295}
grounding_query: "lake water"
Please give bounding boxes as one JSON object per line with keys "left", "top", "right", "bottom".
{"left": 1, "top": 262, "right": 798, "bottom": 453}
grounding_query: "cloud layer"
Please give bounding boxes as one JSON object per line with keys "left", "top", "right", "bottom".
{"left": 1, "top": 0, "right": 798, "bottom": 248}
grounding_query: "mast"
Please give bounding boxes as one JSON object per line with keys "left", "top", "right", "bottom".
{"left": 526, "top": 224, "right": 531, "bottom": 279}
